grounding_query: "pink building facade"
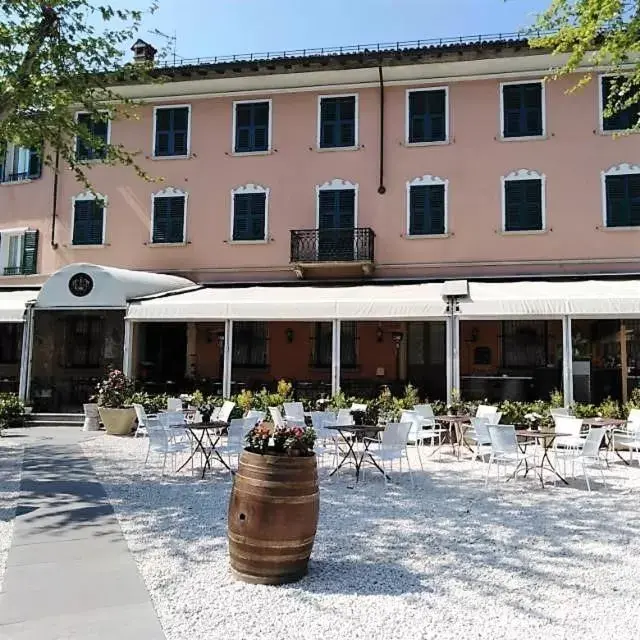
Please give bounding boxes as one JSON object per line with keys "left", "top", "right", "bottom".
{"left": 1, "top": 37, "right": 639, "bottom": 409}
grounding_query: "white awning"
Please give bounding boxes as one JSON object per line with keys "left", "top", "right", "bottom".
{"left": 0, "top": 289, "right": 37, "bottom": 322}
{"left": 127, "top": 283, "right": 448, "bottom": 321}
{"left": 459, "top": 280, "right": 640, "bottom": 318}
{"left": 36, "top": 263, "right": 194, "bottom": 309}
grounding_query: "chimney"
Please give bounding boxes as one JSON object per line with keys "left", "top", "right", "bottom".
{"left": 131, "top": 39, "right": 157, "bottom": 64}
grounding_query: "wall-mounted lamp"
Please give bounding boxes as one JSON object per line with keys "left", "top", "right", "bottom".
{"left": 391, "top": 331, "right": 404, "bottom": 350}
{"left": 470, "top": 326, "right": 479, "bottom": 343}
{"left": 216, "top": 331, "right": 225, "bottom": 349}
{"left": 376, "top": 325, "right": 384, "bottom": 343}
{"left": 285, "top": 327, "right": 294, "bottom": 344}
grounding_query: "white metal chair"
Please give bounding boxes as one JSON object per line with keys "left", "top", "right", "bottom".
{"left": 573, "top": 427, "right": 607, "bottom": 491}
{"left": 309, "top": 411, "right": 339, "bottom": 468}
{"left": 218, "top": 418, "right": 253, "bottom": 471}
{"left": 553, "top": 416, "right": 585, "bottom": 476}
{"left": 167, "top": 397, "right": 182, "bottom": 412}
{"left": 349, "top": 403, "right": 368, "bottom": 413}
{"left": 245, "top": 410, "right": 266, "bottom": 426}
{"left": 144, "top": 418, "right": 192, "bottom": 475}
{"left": 366, "top": 422, "right": 414, "bottom": 486}
{"left": 486, "top": 411, "right": 503, "bottom": 425}
{"left": 217, "top": 400, "right": 236, "bottom": 424}
{"left": 269, "top": 406, "right": 286, "bottom": 428}
{"left": 400, "top": 410, "right": 425, "bottom": 469}
{"left": 613, "top": 409, "right": 640, "bottom": 466}
{"left": 485, "top": 425, "right": 536, "bottom": 487}
{"left": 467, "top": 417, "right": 492, "bottom": 462}
{"left": 133, "top": 403, "right": 155, "bottom": 438}
{"left": 82, "top": 403, "right": 100, "bottom": 432}
{"left": 550, "top": 407, "right": 571, "bottom": 418}
{"left": 283, "top": 402, "right": 306, "bottom": 426}
{"left": 476, "top": 405, "right": 499, "bottom": 420}
{"left": 335, "top": 408, "right": 354, "bottom": 426}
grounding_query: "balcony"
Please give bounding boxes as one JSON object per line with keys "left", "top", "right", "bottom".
{"left": 290, "top": 228, "right": 375, "bottom": 278}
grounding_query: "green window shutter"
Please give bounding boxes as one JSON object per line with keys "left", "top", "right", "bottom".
{"left": 318, "top": 190, "right": 338, "bottom": 228}
{"left": 337, "top": 189, "right": 355, "bottom": 228}
{"left": 233, "top": 194, "right": 250, "bottom": 240}
{"left": 28, "top": 147, "right": 41, "bottom": 179}
{"left": 153, "top": 196, "right": 184, "bottom": 243}
{"left": 606, "top": 174, "right": 640, "bottom": 227}
{"left": 76, "top": 113, "right": 91, "bottom": 160}
{"left": 319, "top": 97, "right": 355, "bottom": 148}
{"left": 155, "top": 108, "right": 189, "bottom": 156}
{"left": 503, "top": 84, "right": 542, "bottom": 138}
{"left": 409, "top": 185, "right": 445, "bottom": 235}
{"left": 21, "top": 229, "right": 39, "bottom": 275}
{"left": 73, "top": 200, "right": 104, "bottom": 245}
{"left": 340, "top": 321, "right": 357, "bottom": 367}
{"left": 505, "top": 179, "right": 542, "bottom": 231}
{"left": 233, "top": 193, "right": 266, "bottom": 240}
{"left": 630, "top": 174, "right": 640, "bottom": 226}
{"left": 602, "top": 77, "right": 640, "bottom": 131}
{"left": 409, "top": 90, "right": 446, "bottom": 143}
{"left": 428, "top": 184, "right": 446, "bottom": 234}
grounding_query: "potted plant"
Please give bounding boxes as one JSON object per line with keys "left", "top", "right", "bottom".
{"left": 350, "top": 409, "right": 366, "bottom": 426}
{"left": 227, "top": 423, "right": 319, "bottom": 585}
{"left": 94, "top": 369, "right": 136, "bottom": 436}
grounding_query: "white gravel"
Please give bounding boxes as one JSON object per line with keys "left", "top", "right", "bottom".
{"left": 0, "top": 436, "right": 24, "bottom": 588}
{"left": 81, "top": 436, "right": 640, "bottom": 640}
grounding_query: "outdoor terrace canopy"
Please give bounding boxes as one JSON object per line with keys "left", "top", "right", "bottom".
{"left": 0, "top": 290, "right": 38, "bottom": 322}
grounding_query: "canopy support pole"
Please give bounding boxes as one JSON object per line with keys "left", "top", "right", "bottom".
{"left": 222, "top": 319, "right": 233, "bottom": 399}
{"left": 331, "top": 319, "right": 341, "bottom": 396}
{"left": 445, "top": 301, "right": 460, "bottom": 405}
{"left": 18, "top": 302, "right": 35, "bottom": 403}
{"left": 122, "top": 318, "right": 133, "bottom": 378}
{"left": 621, "top": 319, "right": 628, "bottom": 404}
{"left": 562, "top": 315, "right": 574, "bottom": 408}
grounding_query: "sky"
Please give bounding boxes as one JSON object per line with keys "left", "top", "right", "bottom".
{"left": 124, "top": 0, "right": 552, "bottom": 63}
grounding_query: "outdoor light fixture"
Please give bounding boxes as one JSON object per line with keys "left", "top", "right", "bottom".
{"left": 392, "top": 331, "right": 403, "bottom": 350}
{"left": 376, "top": 325, "right": 384, "bottom": 343}
{"left": 216, "top": 331, "right": 225, "bottom": 349}
{"left": 286, "top": 327, "right": 294, "bottom": 343}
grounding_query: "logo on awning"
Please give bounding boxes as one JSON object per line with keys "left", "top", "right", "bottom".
{"left": 68, "top": 272, "right": 94, "bottom": 297}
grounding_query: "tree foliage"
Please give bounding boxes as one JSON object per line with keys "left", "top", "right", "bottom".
{"left": 531, "top": 1, "right": 640, "bottom": 127}
{"left": 0, "top": 0, "right": 158, "bottom": 186}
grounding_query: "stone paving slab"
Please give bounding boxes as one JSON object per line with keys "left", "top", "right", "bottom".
{"left": 0, "top": 432, "right": 165, "bottom": 639}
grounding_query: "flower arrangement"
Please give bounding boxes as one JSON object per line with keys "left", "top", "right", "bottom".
{"left": 93, "top": 369, "right": 135, "bottom": 408}
{"left": 524, "top": 412, "right": 542, "bottom": 430}
{"left": 246, "top": 423, "right": 316, "bottom": 457}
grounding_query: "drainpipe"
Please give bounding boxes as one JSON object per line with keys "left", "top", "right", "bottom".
{"left": 50, "top": 148, "right": 60, "bottom": 249}
{"left": 377, "top": 65, "right": 386, "bottom": 195}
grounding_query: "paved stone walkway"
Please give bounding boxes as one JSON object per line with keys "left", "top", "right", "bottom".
{"left": 0, "top": 428, "right": 165, "bottom": 640}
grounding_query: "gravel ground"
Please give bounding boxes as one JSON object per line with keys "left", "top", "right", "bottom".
{"left": 0, "top": 435, "right": 24, "bottom": 588}
{"left": 81, "top": 435, "right": 640, "bottom": 640}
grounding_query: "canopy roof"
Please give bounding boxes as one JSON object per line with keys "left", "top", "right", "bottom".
{"left": 0, "top": 290, "right": 38, "bottom": 322}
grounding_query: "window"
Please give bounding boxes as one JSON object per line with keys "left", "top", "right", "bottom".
{"left": 501, "top": 82, "right": 544, "bottom": 138}
{"left": 502, "top": 170, "right": 545, "bottom": 232}
{"left": 601, "top": 76, "right": 640, "bottom": 132}
{"left": 153, "top": 106, "right": 190, "bottom": 157}
{"left": 72, "top": 193, "right": 105, "bottom": 245}
{"left": 407, "top": 175, "right": 447, "bottom": 236}
{"left": 0, "top": 324, "right": 21, "bottom": 363}
{"left": 0, "top": 143, "right": 41, "bottom": 183}
{"left": 231, "top": 185, "right": 268, "bottom": 241}
{"left": 603, "top": 164, "right": 640, "bottom": 228}
{"left": 152, "top": 188, "right": 187, "bottom": 244}
{"left": 0, "top": 228, "right": 38, "bottom": 275}
{"left": 76, "top": 112, "right": 109, "bottom": 161}
{"left": 407, "top": 88, "right": 448, "bottom": 144}
{"left": 64, "top": 316, "right": 103, "bottom": 368}
{"left": 318, "top": 95, "right": 357, "bottom": 149}
{"left": 502, "top": 320, "right": 548, "bottom": 368}
{"left": 312, "top": 322, "right": 357, "bottom": 368}
{"left": 233, "top": 101, "right": 270, "bottom": 153}
{"left": 233, "top": 322, "right": 268, "bottom": 368}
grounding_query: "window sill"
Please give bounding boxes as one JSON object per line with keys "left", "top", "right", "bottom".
{"left": 598, "top": 225, "right": 640, "bottom": 232}
{"left": 404, "top": 233, "right": 450, "bottom": 240}
{"left": 77, "top": 158, "right": 107, "bottom": 165}
{"left": 150, "top": 154, "right": 192, "bottom": 161}
{"left": 146, "top": 241, "right": 189, "bottom": 247}
{"left": 226, "top": 239, "right": 269, "bottom": 245}
{"left": 0, "top": 179, "right": 33, "bottom": 187}
{"left": 499, "top": 229, "right": 547, "bottom": 236}
{"left": 231, "top": 150, "right": 272, "bottom": 157}
{"left": 316, "top": 145, "right": 360, "bottom": 153}
{"left": 67, "top": 243, "right": 108, "bottom": 249}
{"left": 403, "top": 140, "right": 450, "bottom": 148}
{"left": 498, "top": 134, "right": 547, "bottom": 143}
{"left": 597, "top": 128, "right": 640, "bottom": 136}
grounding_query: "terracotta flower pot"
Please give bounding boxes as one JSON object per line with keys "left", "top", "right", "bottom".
{"left": 98, "top": 407, "right": 136, "bottom": 436}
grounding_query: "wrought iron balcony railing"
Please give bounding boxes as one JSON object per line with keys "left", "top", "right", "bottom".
{"left": 290, "top": 227, "right": 375, "bottom": 264}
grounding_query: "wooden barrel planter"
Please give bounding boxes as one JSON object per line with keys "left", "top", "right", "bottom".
{"left": 228, "top": 449, "right": 319, "bottom": 585}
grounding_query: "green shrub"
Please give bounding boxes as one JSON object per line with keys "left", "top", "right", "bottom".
{"left": 0, "top": 393, "right": 24, "bottom": 429}
{"left": 127, "top": 392, "right": 167, "bottom": 414}
{"left": 93, "top": 369, "right": 135, "bottom": 408}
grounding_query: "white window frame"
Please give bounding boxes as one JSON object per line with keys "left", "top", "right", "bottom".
{"left": 316, "top": 94, "right": 359, "bottom": 151}
{"left": 405, "top": 87, "right": 450, "bottom": 146}
{"left": 0, "top": 227, "right": 27, "bottom": 274}
{"left": 231, "top": 98, "right": 273, "bottom": 155}
{"left": 501, "top": 169, "right": 546, "bottom": 233}
{"left": 1, "top": 143, "right": 32, "bottom": 184}
{"left": 405, "top": 174, "right": 449, "bottom": 237}
{"left": 74, "top": 111, "right": 112, "bottom": 162}
{"left": 229, "top": 183, "right": 270, "bottom": 243}
{"left": 152, "top": 104, "right": 192, "bottom": 159}
{"left": 150, "top": 186, "right": 188, "bottom": 245}
{"left": 601, "top": 163, "right": 640, "bottom": 229}
{"left": 315, "top": 178, "right": 359, "bottom": 228}
{"left": 598, "top": 74, "right": 640, "bottom": 135}
{"left": 70, "top": 190, "right": 107, "bottom": 247}
{"left": 499, "top": 79, "right": 546, "bottom": 141}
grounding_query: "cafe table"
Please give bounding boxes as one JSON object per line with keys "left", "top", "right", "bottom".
{"left": 435, "top": 415, "right": 472, "bottom": 458}
{"left": 326, "top": 425, "right": 387, "bottom": 482}
{"left": 515, "top": 429, "right": 572, "bottom": 487}
{"left": 176, "top": 421, "right": 232, "bottom": 479}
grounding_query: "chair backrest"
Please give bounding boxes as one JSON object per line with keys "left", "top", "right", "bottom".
{"left": 487, "top": 425, "right": 518, "bottom": 455}
{"left": 83, "top": 403, "right": 99, "bottom": 418}
{"left": 380, "top": 422, "right": 412, "bottom": 448}
{"left": 399, "top": 410, "right": 421, "bottom": 441}
{"left": 476, "top": 405, "right": 498, "bottom": 419}
{"left": 485, "top": 411, "right": 502, "bottom": 425}
{"left": 133, "top": 403, "right": 146, "bottom": 425}
{"left": 146, "top": 417, "right": 168, "bottom": 449}
{"left": 471, "top": 417, "right": 491, "bottom": 444}
{"left": 269, "top": 406, "right": 286, "bottom": 428}
{"left": 218, "top": 400, "right": 236, "bottom": 423}
{"left": 283, "top": 402, "right": 305, "bottom": 420}
{"left": 627, "top": 408, "right": 640, "bottom": 433}
{"left": 309, "top": 411, "right": 333, "bottom": 438}
{"left": 227, "top": 418, "right": 248, "bottom": 448}
{"left": 413, "top": 404, "right": 435, "bottom": 420}
{"left": 550, "top": 407, "right": 570, "bottom": 418}
{"left": 336, "top": 408, "right": 354, "bottom": 426}
{"left": 350, "top": 403, "right": 368, "bottom": 413}
{"left": 159, "top": 411, "right": 185, "bottom": 427}
{"left": 581, "top": 427, "right": 605, "bottom": 458}
{"left": 167, "top": 397, "right": 182, "bottom": 412}
{"left": 554, "top": 416, "right": 583, "bottom": 444}
{"left": 245, "top": 410, "right": 266, "bottom": 426}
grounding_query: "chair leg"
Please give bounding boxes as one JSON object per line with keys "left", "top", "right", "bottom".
{"left": 162, "top": 452, "right": 167, "bottom": 476}
{"left": 415, "top": 444, "right": 424, "bottom": 471}
{"left": 582, "top": 460, "right": 591, "bottom": 491}
{"left": 485, "top": 454, "right": 494, "bottom": 487}
{"left": 144, "top": 442, "right": 151, "bottom": 465}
